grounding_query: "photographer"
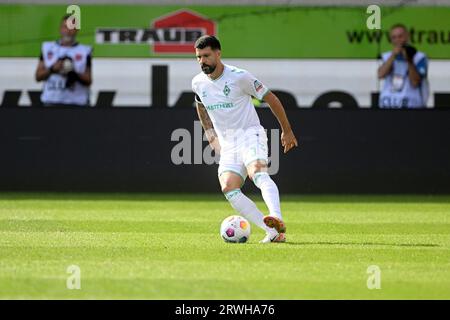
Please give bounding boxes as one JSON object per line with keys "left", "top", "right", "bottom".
{"left": 378, "top": 24, "right": 429, "bottom": 108}
{"left": 35, "top": 14, "right": 92, "bottom": 107}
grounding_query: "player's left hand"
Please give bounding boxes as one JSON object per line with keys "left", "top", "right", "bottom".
{"left": 281, "top": 129, "right": 298, "bottom": 154}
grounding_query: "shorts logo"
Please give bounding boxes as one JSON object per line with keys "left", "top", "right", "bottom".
{"left": 254, "top": 80, "right": 263, "bottom": 92}
{"left": 223, "top": 84, "right": 230, "bottom": 97}
{"left": 95, "top": 9, "right": 217, "bottom": 55}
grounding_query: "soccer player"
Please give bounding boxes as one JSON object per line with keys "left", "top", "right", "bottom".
{"left": 191, "top": 35, "right": 298, "bottom": 243}
{"left": 35, "top": 14, "right": 92, "bottom": 106}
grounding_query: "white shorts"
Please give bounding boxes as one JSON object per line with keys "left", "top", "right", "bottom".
{"left": 218, "top": 126, "right": 269, "bottom": 182}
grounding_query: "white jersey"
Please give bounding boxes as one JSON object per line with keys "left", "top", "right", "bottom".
{"left": 40, "top": 41, "right": 92, "bottom": 106}
{"left": 191, "top": 64, "right": 270, "bottom": 147}
{"left": 379, "top": 50, "right": 429, "bottom": 108}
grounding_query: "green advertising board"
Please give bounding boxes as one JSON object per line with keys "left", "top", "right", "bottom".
{"left": 0, "top": 5, "right": 449, "bottom": 58}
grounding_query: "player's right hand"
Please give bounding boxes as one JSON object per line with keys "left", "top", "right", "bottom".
{"left": 281, "top": 129, "right": 298, "bottom": 154}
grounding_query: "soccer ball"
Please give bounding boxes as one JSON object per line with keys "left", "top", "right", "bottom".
{"left": 220, "top": 215, "right": 251, "bottom": 243}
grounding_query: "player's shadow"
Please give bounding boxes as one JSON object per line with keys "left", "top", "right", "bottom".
{"left": 279, "top": 241, "right": 439, "bottom": 248}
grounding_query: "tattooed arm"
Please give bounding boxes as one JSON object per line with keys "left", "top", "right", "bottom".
{"left": 196, "top": 102, "right": 221, "bottom": 155}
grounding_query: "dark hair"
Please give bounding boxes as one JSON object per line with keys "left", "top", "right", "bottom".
{"left": 194, "top": 35, "right": 221, "bottom": 50}
{"left": 390, "top": 23, "right": 408, "bottom": 32}
{"left": 61, "top": 13, "right": 75, "bottom": 27}
{"left": 62, "top": 14, "right": 72, "bottom": 22}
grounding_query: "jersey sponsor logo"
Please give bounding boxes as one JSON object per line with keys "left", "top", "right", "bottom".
{"left": 254, "top": 80, "right": 263, "bottom": 92}
{"left": 205, "top": 102, "right": 234, "bottom": 111}
{"left": 75, "top": 53, "right": 83, "bottom": 61}
{"left": 47, "top": 51, "right": 53, "bottom": 59}
{"left": 95, "top": 9, "right": 217, "bottom": 55}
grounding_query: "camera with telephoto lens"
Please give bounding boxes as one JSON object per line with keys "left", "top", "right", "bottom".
{"left": 65, "top": 70, "right": 79, "bottom": 89}
{"left": 59, "top": 56, "right": 74, "bottom": 75}
{"left": 402, "top": 44, "right": 417, "bottom": 61}
{"left": 57, "top": 56, "right": 78, "bottom": 89}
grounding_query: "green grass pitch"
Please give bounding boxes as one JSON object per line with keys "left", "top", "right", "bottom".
{"left": 0, "top": 193, "right": 449, "bottom": 299}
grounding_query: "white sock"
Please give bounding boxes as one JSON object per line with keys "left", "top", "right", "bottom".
{"left": 224, "top": 189, "right": 272, "bottom": 233}
{"left": 253, "top": 172, "right": 283, "bottom": 220}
